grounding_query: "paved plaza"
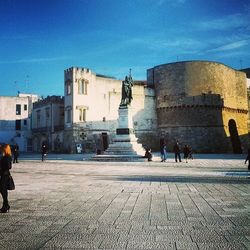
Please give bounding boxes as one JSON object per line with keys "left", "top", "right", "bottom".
{"left": 0, "top": 153, "right": 249, "bottom": 249}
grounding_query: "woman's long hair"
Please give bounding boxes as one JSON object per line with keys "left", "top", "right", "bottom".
{"left": 3, "top": 144, "right": 12, "bottom": 156}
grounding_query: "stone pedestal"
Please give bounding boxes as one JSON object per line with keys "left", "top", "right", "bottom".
{"left": 91, "top": 106, "right": 145, "bottom": 161}
{"left": 117, "top": 106, "right": 134, "bottom": 130}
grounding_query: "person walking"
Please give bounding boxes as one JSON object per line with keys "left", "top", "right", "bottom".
{"left": 160, "top": 137, "right": 167, "bottom": 162}
{"left": 188, "top": 146, "right": 194, "bottom": 160}
{"left": 12, "top": 144, "right": 19, "bottom": 163}
{"left": 0, "top": 144, "right": 12, "bottom": 213}
{"left": 245, "top": 148, "right": 250, "bottom": 171}
{"left": 183, "top": 145, "right": 191, "bottom": 163}
{"left": 173, "top": 140, "right": 181, "bottom": 162}
{"left": 41, "top": 143, "right": 47, "bottom": 161}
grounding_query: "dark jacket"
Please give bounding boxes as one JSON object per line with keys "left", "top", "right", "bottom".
{"left": 183, "top": 146, "right": 191, "bottom": 158}
{"left": 0, "top": 155, "right": 12, "bottom": 176}
{"left": 173, "top": 143, "right": 181, "bottom": 153}
{"left": 41, "top": 145, "right": 47, "bottom": 155}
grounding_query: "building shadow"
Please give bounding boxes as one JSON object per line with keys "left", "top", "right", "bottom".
{"left": 94, "top": 174, "right": 250, "bottom": 185}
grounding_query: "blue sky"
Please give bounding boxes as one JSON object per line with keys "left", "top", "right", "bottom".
{"left": 0, "top": 0, "right": 249, "bottom": 97}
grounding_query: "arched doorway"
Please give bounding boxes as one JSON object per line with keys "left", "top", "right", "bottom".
{"left": 228, "top": 119, "right": 242, "bottom": 153}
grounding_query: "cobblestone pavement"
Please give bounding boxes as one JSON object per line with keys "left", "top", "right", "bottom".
{"left": 0, "top": 155, "right": 249, "bottom": 249}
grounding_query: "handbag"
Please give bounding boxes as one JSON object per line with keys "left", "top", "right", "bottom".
{"left": 7, "top": 175, "right": 15, "bottom": 190}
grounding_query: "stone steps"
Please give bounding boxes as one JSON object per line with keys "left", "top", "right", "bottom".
{"left": 90, "top": 154, "right": 146, "bottom": 162}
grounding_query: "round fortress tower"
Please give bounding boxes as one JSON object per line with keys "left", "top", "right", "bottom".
{"left": 147, "top": 61, "right": 249, "bottom": 153}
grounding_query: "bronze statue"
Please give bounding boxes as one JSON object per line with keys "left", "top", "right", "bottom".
{"left": 120, "top": 70, "right": 133, "bottom": 107}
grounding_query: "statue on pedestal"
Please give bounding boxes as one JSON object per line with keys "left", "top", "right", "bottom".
{"left": 120, "top": 69, "right": 133, "bottom": 107}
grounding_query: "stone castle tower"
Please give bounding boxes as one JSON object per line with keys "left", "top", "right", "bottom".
{"left": 147, "top": 61, "right": 249, "bottom": 153}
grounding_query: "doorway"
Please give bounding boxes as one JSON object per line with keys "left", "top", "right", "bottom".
{"left": 101, "top": 133, "right": 108, "bottom": 151}
{"left": 228, "top": 119, "right": 242, "bottom": 153}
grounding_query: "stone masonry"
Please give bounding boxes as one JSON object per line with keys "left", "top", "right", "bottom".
{"left": 147, "top": 61, "right": 249, "bottom": 153}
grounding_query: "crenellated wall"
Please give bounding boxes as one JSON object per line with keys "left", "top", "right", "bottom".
{"left": 148, "top": 61, "right": 249, "bottom": 153}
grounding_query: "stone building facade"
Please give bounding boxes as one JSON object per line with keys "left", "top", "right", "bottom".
{"left": 0, "top": 93, "right": 38, "bottom": 151}
{"left": 31, "top": 96, "right": 64, "bottom": 152}
{"left": 63, "top": 67, "right": 157, "bottom": 153}
{"left": 148, "top": 61, "right": 249, "bottom": 153}
{"left": 27, "top": 61, "right": 249, "bottom": 154}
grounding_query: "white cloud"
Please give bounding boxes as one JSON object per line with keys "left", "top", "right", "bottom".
{"left": 207, "top": 39, "right": 249, "bottom": 53}
{"left": 123, "top": 36, "right": 203, "bottom": 52}
{"left": 210, "top": 50, "right": 250, "bottom": 63}
{"left": 195, "top": 13, "right": 250, "bottom": 31}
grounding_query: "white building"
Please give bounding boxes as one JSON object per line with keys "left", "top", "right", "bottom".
{"left": 63, "top": 67, "right": 157, "bottom": 153}
{"left": 0, "top": 93, "right": 38, "bottom": 151}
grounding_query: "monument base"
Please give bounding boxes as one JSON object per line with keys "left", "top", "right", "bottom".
{"left": 105, "top": 134, "right": 145, "bottom": 156}
{"left": 91, "top": 106, "right": 146, "bottom": 161}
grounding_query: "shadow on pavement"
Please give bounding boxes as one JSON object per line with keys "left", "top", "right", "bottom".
{"left": 96, "top": 175, "right": 250, "bottom": 184}
{"left": 19, "top": 152, "right": 246, "bottom": 161}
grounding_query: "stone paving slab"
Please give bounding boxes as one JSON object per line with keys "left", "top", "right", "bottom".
{"left": 0, "top": 155, "right": 249, "bottom": 249}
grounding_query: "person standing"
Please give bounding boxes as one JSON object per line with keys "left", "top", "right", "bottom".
{"left": 183, "top": 145, "right": 191, "bottom": 163}
{"left": 13, "top": 144, "right": 19, "bottom": 163}
{"left": 0, "top": 144, "right": 12, "bottom": 213}
{"left": 173, "top": 140, "right": 182, "bottom": 162}
{"left": 160, "top": 137, "right": 167, "bottom": 162}
{"left": 245, "top": 148, "right": 250, "bottom": 171}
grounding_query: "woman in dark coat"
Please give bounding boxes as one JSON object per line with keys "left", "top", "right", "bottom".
{"left": 0, "top": 144, "right": 12, "bottom": 213}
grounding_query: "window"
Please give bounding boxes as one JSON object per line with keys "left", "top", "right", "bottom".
{"left": 66, "top": 109, "right": 71, "bottom": 123}
{"left": 23, "top": 119, "right": 27, "bottom": 126}
{"left": 65, "top": 80, "right": 71, "bottom": 95}
{"left": 59, "top": 107, "right": 64, "bottom": 123}
{"left": 78, "top": 79, "right": 88, "bottom": 95}
{"left": 45, "top": 107, "right": 50, "bottom": 126}
{"left": 60, "top": 107, "right": 64, "bottom": 116}
{"left": 79, "top": 108, "right": 86, "bottom": 122}
{"left": 37, "top": 110, "right": 41, "bottom": 127}
{"left": 15, "top": 120, "right": 21, "bottom": 130}
{"left": 24, "top": 104, "right": 27, "bottom": 111}
{"left": 16, "top": 104, "right": 21, "bottom": 115}
{"left": 46, "top": 108, "right": 50, "bottom": 118}
{"left": 76, "top": 106, "right": 88, "bottom": 122}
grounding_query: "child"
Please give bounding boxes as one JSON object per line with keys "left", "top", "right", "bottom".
{"left": 145, "top": 148, "right": 152, "bottom": 162}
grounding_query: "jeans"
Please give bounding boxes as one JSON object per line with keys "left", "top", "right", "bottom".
{"left": 175, "top": 152, "right": 181, "bottom": 162}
